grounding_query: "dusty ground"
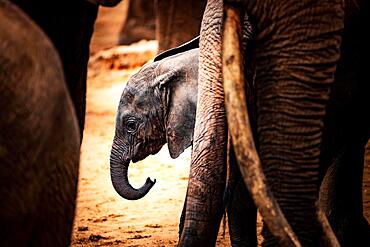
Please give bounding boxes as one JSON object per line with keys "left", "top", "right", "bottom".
{"left": 71, "top": 4, "right": 369, "bottom": 247}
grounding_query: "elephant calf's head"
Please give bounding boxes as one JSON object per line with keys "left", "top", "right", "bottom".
{"left": 110, "top": 48, "right": 199, "bottom": 200}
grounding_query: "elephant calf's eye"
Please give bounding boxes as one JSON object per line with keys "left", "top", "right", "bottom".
{"left": 126, "top": 120, "right": 138, "bottom": 133}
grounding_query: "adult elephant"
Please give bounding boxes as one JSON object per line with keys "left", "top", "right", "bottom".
{"left": 180, "top": 0, "right": 367, "bottom": 246}
{"left": 0, "top": 1, "right": 80, "bottom": 246}
{"left": 9, "top": 0, "right": 121, "bottom": 139}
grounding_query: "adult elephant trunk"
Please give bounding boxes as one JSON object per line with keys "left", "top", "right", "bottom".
{"left": 178, "top": 0, "right": 227, "bottom": 245}
{"left": 110, "top": 140, "right": 156, "bottom": 200}
{"left": 222, "top": 2, "right": 300, "bottom": 246}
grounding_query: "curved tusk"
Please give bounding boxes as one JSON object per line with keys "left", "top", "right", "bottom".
{"left": 222, "top": 2, "right": 301, "bottom": 246}
{"left": 317, "top": 207, "right": 340, "bottom": 246}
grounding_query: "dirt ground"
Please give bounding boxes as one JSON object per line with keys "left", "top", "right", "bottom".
{"left": 71, "top": 3, "right": 369, "bottom": 247}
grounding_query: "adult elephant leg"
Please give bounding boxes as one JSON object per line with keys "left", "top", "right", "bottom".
{"left": 155, "top": 0, "right": 206, "bottom": 52}
{"left": 241, "top": 0, "right": 344, "bottom": 245}
{"left": 319, "top": 3, "right": 369, "bottom": 245}
{"left": 178, "top": 0, "right": 227, "bottom": 245}
{"left": 11, "top": 0, "right": 99, "bottom": 139}
{"left": 226, "top": 144, "right": 257, "bottom": 247}
{"left": 118, "top": 0, "right": 155, "bottom": 45}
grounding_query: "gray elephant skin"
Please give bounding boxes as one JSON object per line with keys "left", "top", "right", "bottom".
{"left": 0, "top": 1, "right": 80, "bottom": 246}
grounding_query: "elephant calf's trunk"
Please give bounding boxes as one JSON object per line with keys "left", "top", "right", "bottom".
{"left": 222, "top": 3, "right": 301, "bottom": 247}
{"left": 110, "top": 146, "right": 156, "bottom": 200}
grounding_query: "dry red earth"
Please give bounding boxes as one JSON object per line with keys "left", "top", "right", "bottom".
{"left": 71, "top": 3, "right": 369, "bottom": 246}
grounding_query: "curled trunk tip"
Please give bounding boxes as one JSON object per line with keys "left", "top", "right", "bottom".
{"left": 110, "top": 152, "right": 156, "bottom": 200}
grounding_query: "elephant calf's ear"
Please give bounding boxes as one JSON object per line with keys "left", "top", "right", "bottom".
{"left": 166, "top": 109, "right": 195, "bottom": 159}
{"left": 154, "top": 69, "right": 195, "bottom": 158}
{"left": 165, "top": 87, "right": 195, "bottom": 158}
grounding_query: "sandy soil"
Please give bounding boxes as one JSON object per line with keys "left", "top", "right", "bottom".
{"left": 71, "top": 4, "right": 369, "bottom": 247}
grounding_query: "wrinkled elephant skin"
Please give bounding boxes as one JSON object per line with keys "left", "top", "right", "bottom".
{"left": 0, "top": 2, "right": 80, "bottom": 246}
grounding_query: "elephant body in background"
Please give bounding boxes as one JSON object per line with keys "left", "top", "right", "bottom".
{"left": 118, "top": 0, "right": 207, "bottom": 53}
{"left": 179, "top": 0, "right": 368, "bottom": 246}
{"left": 118, "top": 0, "right": 156, "bottom": 45}
{"left": 0, "top": 1, "right": 80, "bottom": 246}
{"left": 10, "top": 0, "right": 100, "bottom": 139}
{"left": 155, "top": 0, "right": 206, "bottom": 53}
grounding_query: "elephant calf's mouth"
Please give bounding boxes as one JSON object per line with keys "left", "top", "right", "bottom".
{"left": 131, "top": 142, "right": 164, "bottom": 163}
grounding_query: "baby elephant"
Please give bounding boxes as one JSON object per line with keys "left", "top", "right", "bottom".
{"left": 110, "top": 43, "right": 199, "bottom": 200}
